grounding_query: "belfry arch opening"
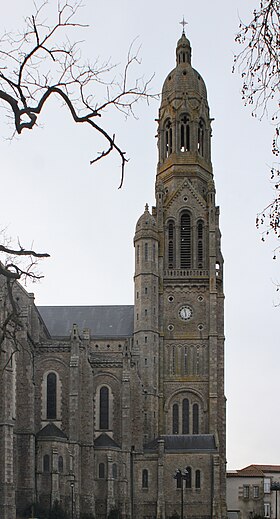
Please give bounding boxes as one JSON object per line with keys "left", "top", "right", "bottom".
{"left": 180, "top": 212, "right": 192, "bottom": 268}
{"left": 164, "top": 118, "right": 173, "bottom": 158}
{"left": 180, "top": 114, "right": 190, "bottom": 152}
{"left": 168, "top": 220, "right": 175, "bottom": 268}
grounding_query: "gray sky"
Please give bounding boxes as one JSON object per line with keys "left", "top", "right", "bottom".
{"left": 1, "top": 0, "right": 279, "bottom": 470}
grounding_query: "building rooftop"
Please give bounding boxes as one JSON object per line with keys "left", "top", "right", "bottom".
{"left": 38, "top": 305, "right": 134, "bottom": 338}
{"left": 227, "top": 464, "right": 280, "bottom": 477}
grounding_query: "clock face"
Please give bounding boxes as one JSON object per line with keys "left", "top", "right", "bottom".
{"left": 179, "top": 306, "right": 192, "bottom": 321}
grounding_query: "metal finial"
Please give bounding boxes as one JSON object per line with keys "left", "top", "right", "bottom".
{"left": 180, "top": 17, "right": 187, "bottom": 34}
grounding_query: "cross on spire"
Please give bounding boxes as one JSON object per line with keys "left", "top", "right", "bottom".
{"left": 180, "top": 17, "right": 188, "bottom": 34}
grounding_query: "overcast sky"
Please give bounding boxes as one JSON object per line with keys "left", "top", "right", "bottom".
{"left": 1, "top": 0, "right": 279, "bottom": 471}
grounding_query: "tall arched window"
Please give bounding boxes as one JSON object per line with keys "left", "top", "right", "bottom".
{"left": 195, "top": 470, "right": 201, "bottom": 489}
{"left": 58, "top": 456, "right": 63, "bottom": 473}
{"left": 197, "top": 220, "right": 204, "bottom": 268}
{"left": 180, "top": 212, "right": 192, "bottom": 268}
{"left": 142, "top": 469, "right": 149, "bottom": 488}
{"left": 186, "top": 467, "right": 192, "bottom": 489}
{"left": 99, "top": 463, "right": 105, "bottom": 479}
{"left": 198, "top": 119, "right": 205, "bottom": 156}
{"left": 112, "top": 463, "right": 118, "bottom": 479}
{"left": 168, "top": 221, "right": 175, "bottom": 268}
{"left": 182, "top": 398, "right": 189, "bottom": 434}
{"left": 99, "top": 386, "right": 109, "bottom": 430}
{"left": 193, "top": 403, "right": 199, "bottom": 434}
{"left": 180, "top": 114, "right": 190, "bottom": 152}
{"left": 172, "top": 404, "right": 179, "bottom": 434}
{"left": 43, "top": 454, "right": 50, "bottom": 472}
{"left": 47, "top": 372, "right": 57, "bottom": 420}
{"left": 164, "top": 119, "right": 173, "bottom": 158}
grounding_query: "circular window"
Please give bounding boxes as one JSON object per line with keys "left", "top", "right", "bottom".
{"left": 198, "top": 324, "right": 204, "bottom": 331}
{"left": 183, "top": 196, "right": 188, "bottom": 202}
{"left": 168, "top": 324, "right": 174, "bottom": 331}
{"left": 168, "top": 295, "right": 174, "bottom": 302}
{"left": 197, "top": 295, "right": 204, "bottom": 302}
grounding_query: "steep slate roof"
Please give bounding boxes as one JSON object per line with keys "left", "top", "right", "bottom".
{"left": 37, "top": 305, "right": 134, "bottom": 338}
{"left": 144, "top": 434, "right": 216, "bottom": 452}
{"left": 94, "top": 433, "right": 121, "bottom": 449}
{"left": 36, "top": 423, "right": 68, "bottom": 439}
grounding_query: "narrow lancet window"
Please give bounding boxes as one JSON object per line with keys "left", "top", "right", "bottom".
{"left": 180, "top": 212, "right": 192, "bottom": 268}
{"left": 172, "top": 403, "right": 179, "bottom": 434}
{"left": 142, "top": 469, "right": 149, "bottom": 488}
{"left": 58, "top": 456, "right": 63, "bottom": 473}
{"left": 193, "top": 403, "right": 199, "bottom": 434}
{"left": 198, "top": 119, "right": 205, "bottom": 156}
{"left": 180, "top": 114, "right": 190, "bottom": 152}
{"left": 186, "top": 467, "right": 192, "bottom": 489}
{"left": 182, "top": 398, "right": 189, "bottom": 434}
{"left": 100, "top": 386, "right": 109, "bottom": 430}
{"left": 47, "top": 372, "right": 57, "bottom": 420}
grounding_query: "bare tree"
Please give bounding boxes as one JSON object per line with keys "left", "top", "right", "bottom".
{"left": 0, "top": 0, "right": 155, "bottom": 356}
{"left": 233, "top": 0, "right": 280, "bottom": 252}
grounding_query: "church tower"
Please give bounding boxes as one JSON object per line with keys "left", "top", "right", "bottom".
{"left": 0, "top": 25, "right": 227, "bottom": 519}
{"left": 134, "top": 28, "right": 226, "bottom": 519}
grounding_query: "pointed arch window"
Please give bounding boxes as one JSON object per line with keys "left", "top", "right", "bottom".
{"left": 142, "top": 469, "right": 149, "bottom": 488}
{"left": 197, "top": 220, "right": 204, "bottom": 268}
{"left": 186, "top": 467, "right": 192, "bottom": 489}
{"left": 164, "top": 119, "right": 173, "bottom": 158}
{"left": 182, "top": 398, "right": 189, "bottom": 434}
{"left": 172, "top": 403, "right": 179, "bottom": 434}
{"left": 198, "top": 119, "right": 205, "bottom": 156}
{"left": 180, "top": 212, "right": 192, "bottom": 268}
{"left": 99, "top": 386, "right": 109, "bottom": 430}
{"left": 47, "top": 372, "right": 57, "bottom": 420}
{"left": 58, "top": 456, "right": 63, "bottom": 473}
{"left": 193, "top": 403, "right": 199, "bottom": 434}
{"left": 180, "top": 114, "right": 190, "bottom": 152}
{"left": 112, "top": 463, "right": 118, "bottom": 479}
{"left": 168, "top": 221, "right": 175, "bottom": 268}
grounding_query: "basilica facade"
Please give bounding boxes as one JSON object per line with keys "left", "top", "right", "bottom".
{"left": 0, "top": 30, "right": 227, "bottom": 519}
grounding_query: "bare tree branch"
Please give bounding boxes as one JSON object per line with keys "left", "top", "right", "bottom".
{"left": 233, "top": 0, "right": 280, "bottom": 249}
{"left": 0, "top": 0, "right": 157, "bottom": 188}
